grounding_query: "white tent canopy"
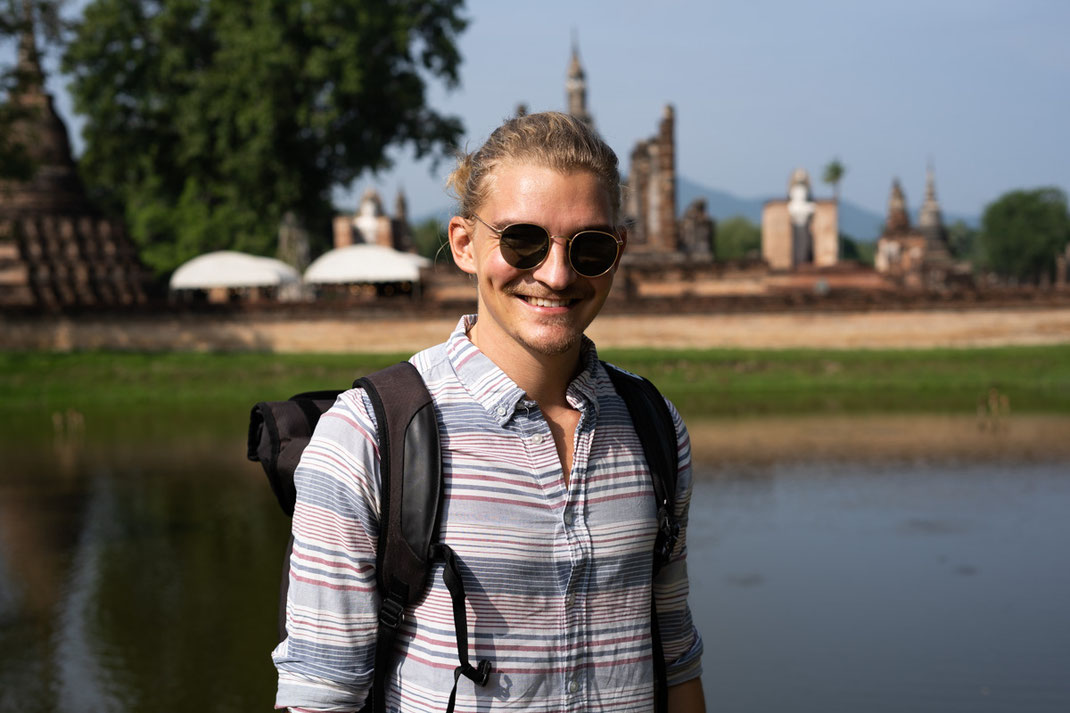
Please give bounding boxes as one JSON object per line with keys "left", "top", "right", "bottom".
{"left": 304, "top": 244, "right": 430, "bottom": 284}
{"left": 169, "top": 251, "right": 300, "bottom": 290}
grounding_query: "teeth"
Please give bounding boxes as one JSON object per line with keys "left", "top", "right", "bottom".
{"left": 526, "top": 296, "right": 570, "bottom": 308}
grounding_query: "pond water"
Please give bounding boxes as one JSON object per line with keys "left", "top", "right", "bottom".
{"left": 1, "top": 435, "right": 1068, "bottom": 712}
{"left": 690, "top": 460, "right": 1070, "bottom": 713}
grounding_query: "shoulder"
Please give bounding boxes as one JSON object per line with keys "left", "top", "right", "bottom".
{"left": 316, "top": 387, "right": 380, "bottom": 446}
{"left": 598, "top": 360, "right": 685, "bottom": 430}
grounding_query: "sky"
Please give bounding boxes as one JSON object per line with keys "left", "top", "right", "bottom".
{"left": 30, "top": 0, "right": 1070, "bottom": 225}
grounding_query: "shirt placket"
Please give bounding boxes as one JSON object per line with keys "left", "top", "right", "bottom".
{"left": 561, "top": 402, "right": 594, "bottom": 712}
{"left": 513, "top": 386, "right": 598, "bottom": 712}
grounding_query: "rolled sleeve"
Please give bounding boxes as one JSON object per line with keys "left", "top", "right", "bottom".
{"left": 272, "top": 389, "right": 382, "bottom": 711}
{"left": 654, "top": 399, "right": 704, "bottom": 686}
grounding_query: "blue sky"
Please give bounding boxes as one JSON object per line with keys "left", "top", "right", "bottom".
{"left": 33, "top": 0, "right": 1070, "bottom": 223}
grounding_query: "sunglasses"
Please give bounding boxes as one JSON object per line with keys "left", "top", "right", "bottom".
{"left": 472, "top": 214, "right": 624, "bottom": 278}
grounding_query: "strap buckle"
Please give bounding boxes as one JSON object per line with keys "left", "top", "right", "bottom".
{"left": 456, "top": 659, "right": 493, "bottom": 687}
{"left": 378, "top": 595, "right": 405, "bottom": 630}
{"left": 653, "top": 506, "right": 680, "bottom": 567}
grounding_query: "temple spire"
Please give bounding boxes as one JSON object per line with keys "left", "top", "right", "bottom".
{"left": 918, "top": 162, "right": 949, "bottom": 247}
{"left": 566, "top": 33, "right": 593, "bottom": 130}
{"left": 884, "top": 179, "right": 911, "bottom": 235}
{"left": 15, "top": 0, "right": 45, "bottom": 93}
{"left": 918, "top": 162, "right": 943, "bottom": 228}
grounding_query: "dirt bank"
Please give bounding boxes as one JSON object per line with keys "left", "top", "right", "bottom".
{"left": 5, "top": 306, "right": 1070, "bottom": 352}
{"left": 686, "top": 413, "right": 1070, "bottom": 468}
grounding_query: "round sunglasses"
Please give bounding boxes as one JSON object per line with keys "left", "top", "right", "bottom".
{"left": 472, "top": 214, "right": 624, "bottom": 278}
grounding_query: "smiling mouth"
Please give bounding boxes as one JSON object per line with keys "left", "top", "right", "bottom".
{"left": 519, "top": 295, "right": 578, "bottom": 308}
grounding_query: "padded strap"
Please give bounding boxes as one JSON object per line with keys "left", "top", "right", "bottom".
{"left": 603, "top": 363, "right": 679, "bottom": 573}
{"left": 603, "top": 363, "right": 678, "bottom": 713}
{"left": 356, "top": 362, "right": 443, "bottom": 713}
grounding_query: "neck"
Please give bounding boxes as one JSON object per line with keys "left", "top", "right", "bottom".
{"left": 468, "top": 322, "right": 581, "bottom": 409}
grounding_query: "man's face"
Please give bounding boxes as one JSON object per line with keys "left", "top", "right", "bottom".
{"left": 449, "top": 162, "right": 623, "bottom": 363}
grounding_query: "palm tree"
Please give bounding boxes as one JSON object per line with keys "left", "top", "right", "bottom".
{"left": 823, "top": 159, "right": 846, "bottom": 202}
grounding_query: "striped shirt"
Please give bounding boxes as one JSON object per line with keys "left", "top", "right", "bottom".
{"left": 273, "top": 316, "right": 703, "bottom": 712}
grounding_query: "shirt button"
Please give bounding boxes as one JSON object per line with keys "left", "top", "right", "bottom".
{"left": 569, "top": 679, "right": 580, "bottom": 694}
{"left": 563, "top": 511, "right": 574, "bottom": 526}
{"left": 532, "top": 433, "right": 544, "bottom": 445}
{"left": 496, "top": 406, "right": 507, "bottom": 417}
{"left": 566, "top": 592, "right": 576, "bottom": 607}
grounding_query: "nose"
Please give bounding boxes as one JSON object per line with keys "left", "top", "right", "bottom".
{"left": 531, "top": 235, "right": 575, "bottom": 289}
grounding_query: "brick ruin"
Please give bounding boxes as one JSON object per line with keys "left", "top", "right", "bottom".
{"left": 623, "top": 105, "right": 680, "bottom": 255}
{"left": 0, "top": 9, "right": 149, "bottom": 309}
{"left": 566, "top": 46, "right": 712, "bottom": 261}
{"left": 874, "top": 170, "right": 957, "bottom": 289}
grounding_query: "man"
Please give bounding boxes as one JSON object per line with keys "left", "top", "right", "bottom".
{"left": 274, "top": 112, "right": 705, "bottom": 712}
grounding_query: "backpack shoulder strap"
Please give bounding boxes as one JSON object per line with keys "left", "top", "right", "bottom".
{"left": 355, "top": 362, "right": 442, "bottom": 713}
{"left": 356, "top": 362, "right": 442, "bottom": 603}
{"left": 602, "top": 361, "right": 680, "bottom": 567}
{"left": 357, "top": 362, "right": 492, "bottom": 713}
{"left": 602, "top": 361, "right": 679, "bottom": 713}
{"left": 251, "top": 362, "right": 490, "bottom": 713}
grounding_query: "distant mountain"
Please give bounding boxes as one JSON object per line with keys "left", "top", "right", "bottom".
{"left": 677, "top": 175, "right": 888, "bottom": 240}
{"left": 416, "top": 175, "right": 976, "bottom": 242}
{"left": 677, "top": 176, "right": 979, "bottom": 241}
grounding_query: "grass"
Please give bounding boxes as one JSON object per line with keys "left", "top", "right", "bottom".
{"left": 2, "top": 346, "right": 1068, "bottom": 446}
{"left": 605, "top": 345, "right": 1070, "bottom": 417}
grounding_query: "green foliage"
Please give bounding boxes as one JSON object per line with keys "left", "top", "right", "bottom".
{"left": 715, "top": 215, "right": 761, "bottom": 260}
{"left": 947, "top": 219, "right": 979, "bottom": 262}
{"left": 61, "top": 0, "right": 467, "bottom": 275}
{"left": 979, "top": 187, "right": 1070, "bottom": 283}
{"left": 411, "top": 216, "right": 452, "bottom": 263}
{"left": 839, "top": 233, "right": 874, "bottom": 266}
{"left": 822, "top": 158, "right": 845, "bottom": 199}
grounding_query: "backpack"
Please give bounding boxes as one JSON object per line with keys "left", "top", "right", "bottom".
{"left": 247, "top": 360, "right": 680, "bottom": 713}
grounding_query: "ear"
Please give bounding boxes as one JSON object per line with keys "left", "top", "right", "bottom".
{"left": 448, "top": 215, "right": 477, "bottom": 275}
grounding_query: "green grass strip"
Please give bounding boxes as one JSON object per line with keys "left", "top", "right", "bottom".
{"left": 1, "top": 346, "right": 1068, "bottom": 446}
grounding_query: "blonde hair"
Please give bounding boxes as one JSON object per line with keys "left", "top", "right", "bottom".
{"left": 446, "top": 111, "right": 622, "bottom": 223}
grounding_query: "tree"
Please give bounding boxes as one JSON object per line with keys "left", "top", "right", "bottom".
{"left": 822, "top": 158, "right": 845, "bottom": 201}
{"left": 839, "top": 233, "right": 874, "bottom": 266}
{"left": 979, "top": 187, "right": 1070, "bottom": 284}
{"left": 715, "top": 215, "right": 761, "bottom": 260}
{"left": 411, "top": 216, "right": 452, "bottom": 264}
{"left": 947, "top": 220, "right": 979, "bottom": 262}
{"left": 62, "top": 0, "right": 466, "bottom": 275}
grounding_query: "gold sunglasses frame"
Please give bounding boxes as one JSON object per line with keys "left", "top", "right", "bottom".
{"left": 471, "top": 213, "right": 624, "bottom": 278}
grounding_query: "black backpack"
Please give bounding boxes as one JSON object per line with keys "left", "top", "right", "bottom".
{"left": 247, "top": 361, "right": 680, "bottom": 713}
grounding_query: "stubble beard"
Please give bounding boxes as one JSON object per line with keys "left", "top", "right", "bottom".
{"left": 502, "top": 280, "right": 593, "bottom": 357}
{"left": 520, "top": 318, "right": 584, "bottom": 356}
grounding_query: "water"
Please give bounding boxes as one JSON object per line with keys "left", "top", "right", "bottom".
{"left": 2, "top": 438, "right": 1068, "bottom": 712}
{"left": 0, "top": 445, "right": 288, "bottom": 713}
{"left": 690, "top": 461, "right": 1070, "bottom": 712}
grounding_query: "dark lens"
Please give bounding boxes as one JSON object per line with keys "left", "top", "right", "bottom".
{"left": 498, "top": 224, "right": 549, "bottom": 269}
{"left": 569, "top": 231, "right": 619, "bottom": 277}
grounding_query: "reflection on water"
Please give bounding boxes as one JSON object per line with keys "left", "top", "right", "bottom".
{"left": 690, "top": 460, "right": 1070, "bottom": 713}
{"left": 0, "top": 443, "right": 287, "bottom": 713}
{"left": 1, "top": 427, "right": 1069, "bottom": 712}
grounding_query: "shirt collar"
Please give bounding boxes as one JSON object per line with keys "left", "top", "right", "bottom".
{"left": 445, "top": 314, "right": 603, "bottom": 426}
